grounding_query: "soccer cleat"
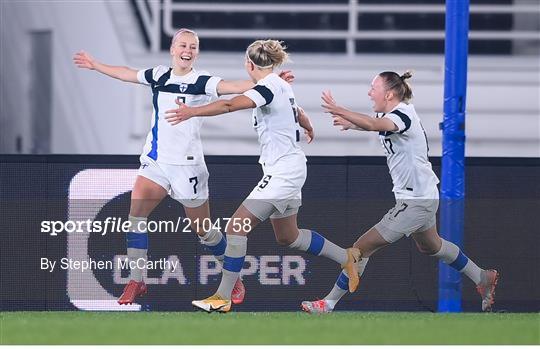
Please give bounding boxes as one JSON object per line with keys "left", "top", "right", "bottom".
{"left": 192, "top": 294, "right": 232, "bottom": 313}
{"left": 341, "top": 247, "right": 361, "bottom": 292}
{"left": 476, "top": 269, "right": 499, "bottom": 312}
{"left": 301, "top": 300, "right": 333, "bottom": 314}
{"left": 231, "top": 278, "right": 245, "bottom": 305}
{"left": 118, "top": 280, "right": 147, "bottom": 305}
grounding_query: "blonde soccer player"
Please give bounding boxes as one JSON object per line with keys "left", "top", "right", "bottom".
{"left": 73, "top": 29, "right": 294, "bottom": 306}
{"left": 300, "top": 71, "right": 499, "bottom": 314}
{"left": 165, "top": 39, "right": 361, "bottom": 313}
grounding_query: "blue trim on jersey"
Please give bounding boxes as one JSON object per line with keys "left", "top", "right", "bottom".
{"left": 379, "top": 131, "right": 394, "bottom": 136}
{"left": 189, "top": 75, "right": 211, "bottom": 94}
{"left": 391, "top": 110, "right": 412, "bottom": 134}
{"left": 154, "top": 75, "right": 211, "bottom": 95}
{"left": 147, "top": 91, "right": 159, "bottom": 160}
{"left": 208, "top": 236, "right": 227, "bottom": 257}
{"left": 127, "top": 232, "right": 148, "bottom": 249}
{"left": 378, "top": 113, "right": 394, "bottom": 136}
{"left": 307, "top": 230, "right": 325, "bottom": 256}
{"left": 449, "top": 251, "right": 468, "bottom": 271}
{"left": 223, "top": 255, "right": 245, "bottom": 273}
{"left": 336, "top": 271, "right": 349, "bottom": 290}
{"left": 253, "top": 85, "right": 274, "bottom": 106}
{"left": 147, "top": 68, "right": 173, "bottom": 160}
{"left": 144, "top": 68, "right": 155, "bottom": 85}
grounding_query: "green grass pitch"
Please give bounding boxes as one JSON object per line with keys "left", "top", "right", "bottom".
{"left": 1, "top": 311, "right": 538, "bottom": 344}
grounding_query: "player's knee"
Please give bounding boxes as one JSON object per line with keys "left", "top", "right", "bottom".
{"left": 415, "top": 241, "right": 439, "bottom": 255}
{"left": 275, "top": 235, "right": 295, "bottom": 246}
{"left": 192, "top": 226, "right": 207, "bottom": 237}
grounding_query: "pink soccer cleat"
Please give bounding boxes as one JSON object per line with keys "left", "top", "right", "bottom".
{"left": 231, "top": 278, "right": 245, "bottom": 305}
{"left": 476, "top": 269, "right": 499, "bottom": 312}
{"left": 301, "top": 300, "right": 333, "bottom": 314}
{"left": 118, "top": 280, "right": 147, "bottom": 305}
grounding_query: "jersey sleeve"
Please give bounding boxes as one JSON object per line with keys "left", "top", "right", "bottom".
{"left": 204, "top": 76, "right": 222, "bottom": 98}
{"left": 137, "top": 69, "right": 152, "bottom": 85}
{"left": 136, "top": 65, "right": 168, "bottom": 86}
{"left": 243, "top": 83, "right": 275, "bottom": 107}
{"left": 386, "top": 110, "right": 412, "bottom": 133}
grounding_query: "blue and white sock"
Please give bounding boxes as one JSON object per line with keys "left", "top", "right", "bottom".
{"left": 127, "top": 215, "right": 148, "bottom": 282}
{"left": 288, "top": 229, "right": 347, "bottom": 265}
{"left": 216, "top": 235, "right": 247, "bottom": 299}
{"left": 324, "top": 257, "right": 369, "bottom": 309}
{"left": 432, "top": 238, "right": 482, "bottom": 285}
{"left": 200, "top": 228, "right": 226, "bottom": 265}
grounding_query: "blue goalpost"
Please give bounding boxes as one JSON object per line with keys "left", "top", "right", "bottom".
{"left": 438, "top": 0, "right": 470, "bottom": 312}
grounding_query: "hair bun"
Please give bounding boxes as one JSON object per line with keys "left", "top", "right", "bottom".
{"left": 400, "top": 70, "right": 413, "bottom": 80}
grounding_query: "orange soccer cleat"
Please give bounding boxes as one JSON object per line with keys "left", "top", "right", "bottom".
{"left": 342, "top": 248, "right": 361, "bottom": 292}
{"left": 192, "top": 294, "right": 232, "bottom": 313}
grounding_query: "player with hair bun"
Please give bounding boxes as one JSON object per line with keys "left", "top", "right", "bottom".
{"left": 301, "top": 71, "right": 499, "bottom": 314}
{"left": 73, "top": 29, "right": 294, "bottom": 306}
{"left": 165, "top": 39, "right": 361, "bottom": 313}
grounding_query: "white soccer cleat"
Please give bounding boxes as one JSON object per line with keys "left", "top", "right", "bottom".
{"left": 192, "top": 294, "right": 232, "bottom": 313}
{"left": 301, "top": 300, "right": 333, "bottom": 314}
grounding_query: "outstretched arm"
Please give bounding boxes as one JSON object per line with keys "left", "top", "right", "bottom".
{"left": 297, "top": 106, "right": 314, "bottom": 143}
{"left": 73, "top": 51, "right": 139, "bottom": 83}
{"left": 216, "top": 70, "right": 295, "bottom": 95}
{"left": 321, "top": 90, "right": 397, "bottom": 132}
{"left": 216, "top": 80, "right": 255, "bottom": 96}
{"left": 165, "top": 95, "right": 256, "bottom": 125}
{"left": 332, "top": 115, "right": 368, "bottom": 131}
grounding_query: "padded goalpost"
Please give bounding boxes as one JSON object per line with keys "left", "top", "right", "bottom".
{"left": 438, "top": 0, "right": 470, "bottom": 312}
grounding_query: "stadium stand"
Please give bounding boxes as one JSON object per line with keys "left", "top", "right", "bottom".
{"left": 131, "top": 0, "right": 528, "bottom": 54}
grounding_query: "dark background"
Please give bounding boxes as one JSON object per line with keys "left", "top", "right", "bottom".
{"left": 0, "top": 155, "right": 538, "bottom": 312}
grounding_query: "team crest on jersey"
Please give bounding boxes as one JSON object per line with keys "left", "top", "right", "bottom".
{"left": 179, "top": 83, "right": 188, "bottom": 93}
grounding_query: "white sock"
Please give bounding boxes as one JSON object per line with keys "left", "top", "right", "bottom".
{"left": 461, "top": 260, "right": 483, "bottom": 285}
{"left": 127, "top": 215, "right": 148, "bottom": 282}
{"left": 324, "top": 272, "right": 348, "bottom": 309}
{"left": 216, "top": 235, "right": 247, "bottom": 299}
{"left": 289, "top": 229, "right": 347, "bottom": 265}
{"left": 324, "top": 257, "right": 369, "bottom": 309}
{"left": 432, "top": 238, "right": 483, "bottom": 285}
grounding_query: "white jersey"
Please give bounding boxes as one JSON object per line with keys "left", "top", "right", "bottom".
{"left": 243, "top": 73, "right": 306, "bottom": 167}
{"left": 378, "top": 102, "right": 439, "bottom": 199}
{"left": 137, "top": 66, "right": 221, "bottom": 165}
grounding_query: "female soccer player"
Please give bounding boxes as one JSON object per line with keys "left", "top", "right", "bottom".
{"left": 301, "top": 71, "right": 499, "bottom": 314}
{"left": 73, "top": 29, "right": 293, "bottom": 306}
{"left": 165, "top": 39, "right": 361, "bottom": 313}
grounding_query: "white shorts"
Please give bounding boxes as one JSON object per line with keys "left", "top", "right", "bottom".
{"left": 243, "top": 156, "right": 307, "bottom": 221}
{"left": 374, "top": 197, "right": 439, "bottom": 243}
{"left": 138, "top": 155, "right": 209, "bottom": 208}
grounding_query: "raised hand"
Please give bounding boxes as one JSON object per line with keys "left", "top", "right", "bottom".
{"left": 165, "top": 98, "right": 194, "bottom": 125}
{"left": 321, "top": 90, "right": 337, "bottom": 106}
{"left": 332, "top": 116, "right": 354, "bottom": 131}
{"left": 321, "top": 90, "right": 348, "bottom": 118}
{"left": 297, "top": 106, "right": 314, "bottom": 143}
{"left": 73, "top": 51, "right": 97, "bottom": 70}
{"left": 278, "top": 70, "right": 295, "bottom": 84}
